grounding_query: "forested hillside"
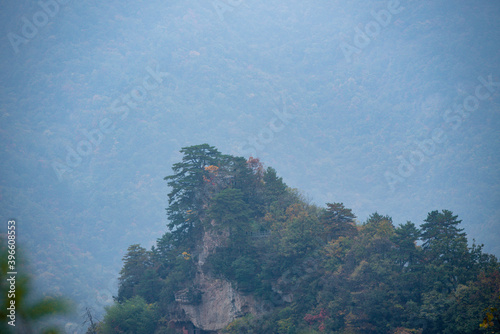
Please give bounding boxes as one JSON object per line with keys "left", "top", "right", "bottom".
{"left": 94, "top": 144, "right": 500, "bottom": 334}
{"left": 1, "top": 1, "right": 499, "bottom": 332}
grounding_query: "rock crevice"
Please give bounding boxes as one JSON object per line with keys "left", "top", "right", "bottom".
{"left": 176, "top": 228, "right": 265, "bottom": 332}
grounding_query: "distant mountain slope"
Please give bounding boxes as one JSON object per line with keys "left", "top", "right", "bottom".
{"left": 0, "top": 1, "right": 498, "bottom": 331}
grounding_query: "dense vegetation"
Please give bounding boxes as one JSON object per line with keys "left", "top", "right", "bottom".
{"left": 1, "top": 2, "right": 499, "bottom": 329}
{"left": 95, "top": 144, "right": 500, "bottom": 334}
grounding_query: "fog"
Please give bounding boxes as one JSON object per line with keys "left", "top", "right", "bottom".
{"left": 0, "top": 0, "right": 499, "bottom": 331}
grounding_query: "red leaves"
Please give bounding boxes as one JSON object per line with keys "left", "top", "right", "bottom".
{"left": 304, "top": 308, "right": 328, "bottom": 331}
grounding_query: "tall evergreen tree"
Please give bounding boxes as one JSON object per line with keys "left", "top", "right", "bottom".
{"left": 320, "top": 202, "right": 357, "bottom": 242}
{"left": 117, "top": 244, "right": 152, "bottom": 302}
{"left": 420, "top": 210, "right": 469, "bottom": 268}
{"left": 391, "top": 221, "right": 421, "bottom": 270}
{"left": 262, "top": 167, "right": 287, "bottom": 204}
{"left": 209, "top": 188, "right": 251, "bottom": 234}
{"left": 164, "top": 144, "right": 223, "bottom": 243}
{"left": 363, "top": 212, "right": 394, "bottom": 232}
{"left": 230, "top": 157, "right": 265, "bottom": 216}
{"left": 420, "top": 210, "right": 470, "bottom": 292}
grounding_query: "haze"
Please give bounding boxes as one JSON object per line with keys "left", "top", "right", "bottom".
{"left": 0, "top": 0, "right": 499, "bottom": 331}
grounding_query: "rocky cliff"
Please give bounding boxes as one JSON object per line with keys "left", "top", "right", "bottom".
{"left": 174, "top": 228, "right": 268, "bottom": 332}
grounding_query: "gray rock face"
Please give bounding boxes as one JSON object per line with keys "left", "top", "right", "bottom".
{"left": 177, "top": 228, "right": 267, "bottom": 331}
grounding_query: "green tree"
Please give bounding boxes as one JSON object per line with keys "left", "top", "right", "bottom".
{"left": 391, "top": 221, "right": 421, "bottom": 271}
{"left": 390, "top": 222, "right": 424, "bottom": 313}
{"left": 231, "top": 157, "right": 266, "bottom": 216}
{"left": 420, "top": 210, "right": 471, "bottom": 291}
{"left": 420, "top": 210, "right": 467, "bottom": 261}
{"left": 320, "top": 202, "right": 357, "bottom": 242}
{"left": 97, "top": 296, "right": 158, "bottom": 334}
{"left": 351, "top": 213, "right": 395, "bottom": 261}
{"left": 280, "top": 207, "right": 321, "bottom": 260}
{"left": 363, "top": 212, "right": 394, "bottom": 238}
{"left": 117, "top": 244, "right": 152, "bottom": 302}
{"left": 209, "top": 188, "right": 252, "bottom": 229}
{"left": 262, "top": 167, "right": 288, "bottom": 205}
{"left": 164, "top": 144, "right": 223, "bottom": 244}
{"left": 206, "top": 188, "right": 258, "bottom": 286}
{"left": 208, "top": 187, "right": 254, "bottom": 254}
{"left": 232, "top": 257, "right": 259, "bottom": 292}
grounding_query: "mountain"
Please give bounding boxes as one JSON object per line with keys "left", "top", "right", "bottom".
{"left": 95, "top": 144, "right": 500, "bottom": 333}
{"left": 0, "top": 1, "right": 499, "bottom": 331}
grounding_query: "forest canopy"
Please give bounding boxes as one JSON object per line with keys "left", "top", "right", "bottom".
{"left": 95, "top": 144, "right": 500, "bottom": 334}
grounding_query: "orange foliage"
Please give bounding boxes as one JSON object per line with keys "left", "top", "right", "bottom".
{"left": 204, "top": 165, "right": 219, "bottom": 173}
{"left": 285, "top": 203, "right": 307, "bottom": 220}
{"left": 247, "top": 157, "right": 264, "bottom": 178}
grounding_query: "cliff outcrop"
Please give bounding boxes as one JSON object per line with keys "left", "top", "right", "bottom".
{"left": 174, "top": 228, "right": 268, "bottom": 332}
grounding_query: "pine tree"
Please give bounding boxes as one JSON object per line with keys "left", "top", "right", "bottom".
{"left": 164, "top": 144, "right": 223, "bottom": 243}
{"left": 420, "top": 210, "right": 470, "bottom": 292}
{"left": 262, "top": 167, "right": 287, "bottom": 203}
{"left": 320, "top": 202, "right": 357, "bottom": 242}
{"left": 420, "top": 210, "right": 467, "bottom": 265}
{"left": 117, "top": 244, "right": 151, "bottom": 302}
{"left": 391, "top": 221, "right": 421, "bottom": 270}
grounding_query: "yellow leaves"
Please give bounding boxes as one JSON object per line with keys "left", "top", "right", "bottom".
{"left": 480, "top": 295, "right": 499, "bottom": 329}
{"left": 350, "top": 260, "right": 368, "bottom": 280}
{"left": 285, "top": 203, "right": 308, "bottom": 220}
{"left": 324, "top": 238, "right": 346, "bottom": 260}
{"left": 184, "top": 211, "right": 193, "bottom": 222}
{"left": 182, "top": 252, "right": 191, "bottom": 260}
{"left": 204, "top": 165, "right": 219, "bottom": 173}
{"left": 480, "top": 308, "right": 497, "bottom": 328}
{"left": 375, "top": 219, "right": 395, "bottom": 238}
{"left": 204, "top": 165, "right": 219, "bottom": 183}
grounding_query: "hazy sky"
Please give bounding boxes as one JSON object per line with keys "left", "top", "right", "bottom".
{"left": 1, "top": 1, "right": 499, "bottom": 330}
